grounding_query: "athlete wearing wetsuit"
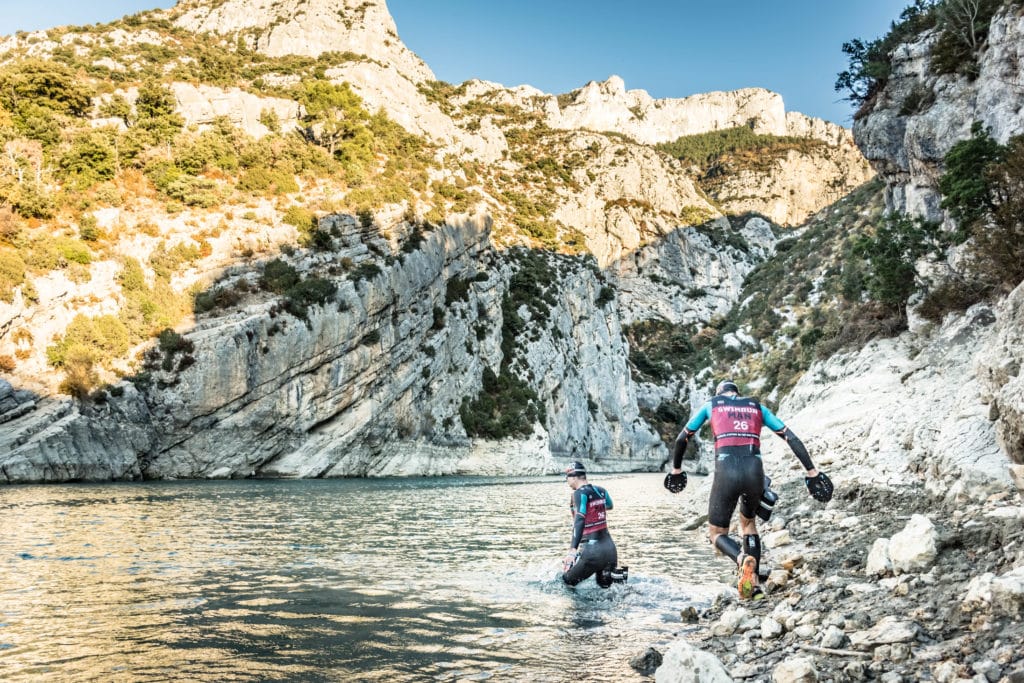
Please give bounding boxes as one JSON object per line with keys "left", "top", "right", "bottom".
{"left": 562, "top": 461, "right": 619, "bottom": 588}
{"left": 664, "top": 380, "right": 833, "bottom": 599}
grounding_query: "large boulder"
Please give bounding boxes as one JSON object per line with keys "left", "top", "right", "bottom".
{"left": 655, "top": 639, "right": 733, "bottom": 683}
{"left": 888, "top": 514, "right": 938, "bottom": 574}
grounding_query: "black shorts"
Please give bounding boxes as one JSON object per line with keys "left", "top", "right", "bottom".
{"left": 708, "top": 451, "right": 764, "bottom": 528}
{"left": 562, "top": 532, "right": 617, "bottom": 588}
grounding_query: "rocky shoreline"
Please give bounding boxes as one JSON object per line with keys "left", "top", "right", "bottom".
{"left": 646, "top": 475, "right": 1024, "bottom": 683}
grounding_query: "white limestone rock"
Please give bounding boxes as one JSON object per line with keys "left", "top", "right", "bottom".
{"left": 763, "top": 529, "right": 793, "bottom": 548}
{"left": 854, "top": 10, "right": 1024, "bottom": 219}
{"left": 866, "top": 538, "right": 893, "bottom": 576}
{"left": 551, "top": 78, "right": 789, "bottom": 145}
{"left": 654, "top": 639, "right": 733, "bottom": 683}
{"left": 769, "top": 303, "right": 1011, "bottom": 503}
{"left": 848, "top": 616, "right": 919, "bottom": 649}
{"left": 888, "top": 514, "right": 937, "bottom": 574}
{"left": 820, "top": 625, "right": 847, "bottom": 649}
{"left": 710, "top": 145, "right": 874, "bottom": 226}
{"left": 975, "top": 281, "right": 1024, "bottom": 466}
{"left": 962, "top": 566, "right": 1024, "bottom": 616}
{"left": 171, "top": 0, "right": 434, "bottom": 83}
{"left": 772, "top": 657, "right": 818, "bottom": 683}
{"left": 761, "top": 616, "right": 785, "bottom": 640}
{"left": 710, "top": 606, "right": 749, "bottom": 637}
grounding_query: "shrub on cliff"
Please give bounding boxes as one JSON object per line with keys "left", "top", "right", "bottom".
{"left": 919, "top": 126, "right": 1024, "bottom": 320}
{"left": 59, "top": 129, "right": 118, "bottom": 189}
{"left": 850, "top": 212, "right": 944, "bottom": 313}
{"left": 296, "top": 79, "right": 373, "bottom": 177}
{"left": 117, "top": 257, "right": 191, "bottom": 341}
{"left": 975, "top": 135, "right": 1024, "bottom": 289}
{"left": 283, "top": 276, "right": 337, "bottom": 319}
{"left": 0, "top": 59, "right": 91, "bottom": 122}
{"left": 237, "top": 167, "right": 299, "bottom": 195}
{"left": 459, "top": 367, "right": 542, "bottom": 440}
{"left": 46, "top": 314, "right": 130, "bottom": 369}
{"left": 656, "top": 126, "right": 823, "bottom": 170}
{"left": 939, "top": 122, "right": 1004, "bottom": 231}
{"left": 835, "top": 0, "right": 939, "bottom": 111}
{"left": 134, "top": 80, "right": 183, "bottom": 143}
{"left": 931, "top": 0, "right": 1006, "bottom": 78}
{"left": 260, "top": 258, "right": 300, "bottom": 294}
{"left": 0, "top": 249, "right": 27, "bottom": 302}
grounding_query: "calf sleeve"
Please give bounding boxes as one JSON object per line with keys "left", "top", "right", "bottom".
{"left": 743, "top": 534, "right": 762, "bottom": 575}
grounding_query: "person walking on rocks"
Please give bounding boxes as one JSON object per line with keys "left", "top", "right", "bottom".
{"left": 663, "top": 380, "right": 834, "bottom": 599}
{"left": 562, "top": 461, "right": 620, "bottom": 588}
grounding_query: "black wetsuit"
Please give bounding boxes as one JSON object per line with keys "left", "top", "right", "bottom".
{"left": 673, "top": 395, "right": 814, "bottom": 528}
{"left": 562, "top": 483, "right": 618, "bottom": 588}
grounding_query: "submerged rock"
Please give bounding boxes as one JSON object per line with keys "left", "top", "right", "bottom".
{"left": 629, "top": 647, "right": 663, "bottom": 675}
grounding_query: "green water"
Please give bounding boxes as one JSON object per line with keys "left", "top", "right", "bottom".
{"left": 0, "top": 473, "right": 724, "bottom": 681}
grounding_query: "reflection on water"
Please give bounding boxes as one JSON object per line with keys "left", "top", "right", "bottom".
{"left": 0, "top": 474, "right": 724, "bottom": 681}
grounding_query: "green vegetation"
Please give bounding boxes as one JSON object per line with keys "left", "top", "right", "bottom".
{"left": 624, "top": 318, "right": 703, "bottom": 382}
{"left": 459, "top": 247, "right": 572, "bottom": 439}
{"left": 155, "top": 328, "right": 195, "bottom": 372}
{"left": 296, "top": 80, "right": 372, "bottom": 164}
{"left": 930, "top": 0, "right": 1008, "bottom": 78}
{"left": 117, "top": 256, "right": 192, "bottom": 342}
{"left": 639, "top": 399, "right": 690, "bottom": 449}
{"left": 46, "top": 313, "right": 130, "bottom": 397}
{"left": 0, "top": 248, "right": 27, "bottom": 302}
{"left": 445, "top": 276, "right": 471, "bottom": 306}
{"left": 939, "top": 122, "right": 1004, "bottom": 230}
{"left": 258, "top": 258, "right": 338, "bottom": 320}
{"left": 656, "top": 126, "right": 824, "bottom": 170}
{"left": 834, "top": 1, "right": 939, "bottom": 109}
{"left": 459, "top": 366, "right": 543, "bottom": 439}
{"left": 282, "top": 277, "right": 337, "bottom": 320}
{"left": 417, "top": 80, "right": 466, "bottom": 116}
{"left": 914, "top": 124, "right": 1024, "bottom": 320}
{"left": 851, "top": 212, "right": 944, "bottom": 312}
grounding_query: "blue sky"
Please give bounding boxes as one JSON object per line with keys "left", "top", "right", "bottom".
{"left": 0, "top": 0, "right": 908, "bottom": 125}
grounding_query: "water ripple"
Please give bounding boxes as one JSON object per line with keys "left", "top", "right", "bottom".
{"left": 0, "top": 474, "right": 720, "bottom": 681}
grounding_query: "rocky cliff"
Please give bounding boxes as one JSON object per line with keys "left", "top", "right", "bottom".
{"left": 824, "top": 3, "right": 1024, "bottom": 473}
{"left": 853, "top": 8, "right": 1024, "bottom": 218}
{"left": 1, "top": 216, "right": 665, "bottom": 482}
{"left": 171, "top": 0, "right": 434, "bottom": 82}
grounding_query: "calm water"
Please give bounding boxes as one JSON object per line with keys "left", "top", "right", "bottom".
{"left": 0, "top": 473, "right": 726, "bottom": 682}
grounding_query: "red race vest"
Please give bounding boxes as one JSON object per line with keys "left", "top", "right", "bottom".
{"left": 709, "top": 396, "right": 764, "bottom": 449}
{"left": 577, "top": 485, "right": 608, "bottom": 534}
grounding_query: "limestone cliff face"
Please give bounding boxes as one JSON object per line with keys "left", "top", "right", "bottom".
{"left": 550, "top": 77, "right": 790, "bottom": 144}
{"left": 612, "top": 216, "right": 777, "bottom": 327}
{"left": 171, "top": 0, "right": 434, "bottom": 83}
{"left": 0, "top": 217, "right": 664, "bottom": 482}
{"left": 773, "top": 303, "right": 1011, "bottom": 504}
{"left": 740, "top": 6, "right": 1024, "bottom": 503}
{"left": 853, "top": 9, "right": 1024, "bottom": 218}
{"left": 706, "top": 144, "right": 874, "bottom": 226}
{"left": 823, "top": 5, "right": 1024, "bottom": 485}
{"left": 549, "top": 131, "right": 715, "bottom": 268}
{"left": 976, "top": 282, "right": 1024, "bottom": 466}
